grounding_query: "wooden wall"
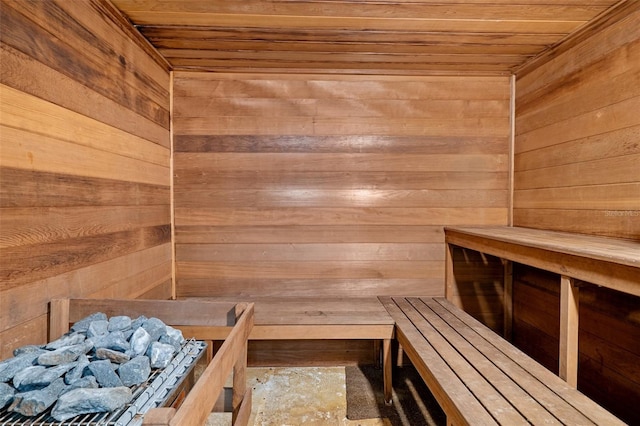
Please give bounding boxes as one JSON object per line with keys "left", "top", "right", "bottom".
{"left": 511, "top": 267, "right": 640, "bottom": 425}
{"left": 514, "top": 7, "right": 640, "bottom": 240}
{"left": 0, "top": 0, "right": 171, "bottom": 357}
{"left": 513, "top": 9, "right": 640, "bottom": 424}
{"left": 173, "top": 72, "right": 510, "bottom": 299}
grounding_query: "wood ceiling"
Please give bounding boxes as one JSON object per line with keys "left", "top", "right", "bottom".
{"left": 111, "top": 0, "right": 628, "bottom": 75}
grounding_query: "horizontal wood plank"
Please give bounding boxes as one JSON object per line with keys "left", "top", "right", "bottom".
{"left": 174, "top": 189, "right": 507, "bottom": 208}
{"left": 175, "top": 207, "right": 509, "bottom": 226}
{"left": 175, "top": 226, "right": 444, "bottom": 244}
{"left": 174, "top": 170, "right": 509, "bottom": 190}
{"left": 513, "top": 183, "right": 640, "bottom": 210}
{"left": 1, "top": 225, "right": 170, "bottom": 290}
{"left": 1, "top": 205, "right": 169, "bottom": 248}
{"left": 0, "top": 168, "right": 169, "bottom": 208}
{"left": 176, "top": 278, "right": 443, "bottom": 298}
{"left": 173, "top": 75, "right": 511, "bottom": 100}
{"left": 514, "top": 154, "right": 640, "bottom": 189}
{"left": 176, "top": 116, "right": 509, "bottom": 136}
{"left": 177, "top": 260, "right": 443, "bottom": 280}
{"left": 1, "top": 125, "right": 169, "bottom": 186}
{"left": 174, "top": 135, "right": 507, "bottom": 154}
{"left": 174, "top": 153, "right": 508, "bottom": 172}
{"left": 113, "top": 1, "right": 606, "bottom": 21}
{"left": 176, "top": 243, "right": 445, "bottom": 262}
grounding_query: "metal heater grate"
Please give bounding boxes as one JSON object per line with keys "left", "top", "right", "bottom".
{"left": 0, "top": 340, "right": 207, "bottom": 426}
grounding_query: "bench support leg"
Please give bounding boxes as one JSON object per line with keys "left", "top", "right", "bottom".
{"left": 502, "top": 260, "right": 513, "bottom": 341}
{"left": 373, "top": 340, "right": 381, "bottom": 368}
{"left": 383, "top": 339, "right": 392, "bottom": 405}
{"left": 560, "top": 275, "right": 579, "bottom": 388}
{"left": 445, "top": 244, "right": 458, "bottom": 305}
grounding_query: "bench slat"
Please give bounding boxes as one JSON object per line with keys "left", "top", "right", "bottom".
{"left": 380, "top": 297, "right": 500, "bottom": 426}
{"left": 394, "top": 297, "right": 529, "bottom": 425}
{"left": 408, "top": 297, "right": 564, "bottom": 424}
{"left": 417, "top": 297, "right": 595, "bottom": 425}
{"left": 433, "top": 298, "right": 626, "bottom": 426}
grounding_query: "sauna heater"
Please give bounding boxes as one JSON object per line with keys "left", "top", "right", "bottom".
{"left": 0, "top": 340, "right": 207, "bottom": 426}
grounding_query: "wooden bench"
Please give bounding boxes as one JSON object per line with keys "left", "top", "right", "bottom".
{"left": 380, "top": 296, "right": 625, "bottom": 426}
{"left": 183, "top": 296, "right": 396, "bottom": 404}
{"left": 444, "top": 226, "right": 640, "bottom": 386}
{"left": 49, "top": 298, "right": 254, "bottom": 426}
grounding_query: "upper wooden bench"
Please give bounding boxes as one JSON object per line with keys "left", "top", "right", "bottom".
{"left": 182, "top": 296, "right": 395, "bottom": 404}
{"left": 444, "top": 226, "right": 640, "bottom": 387}
{"left": 444, "top": 226, "right": 640, "bottom": 297}
{"left": 381, "top": 296, "right": 625, "bottom": 426}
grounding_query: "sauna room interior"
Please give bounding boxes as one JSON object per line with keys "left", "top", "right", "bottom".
{"left": 0, "top": 0, "right": 638, "bottom": 425}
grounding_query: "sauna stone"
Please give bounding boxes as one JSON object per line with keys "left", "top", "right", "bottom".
{"left": 148, "top": 342, "right": 175, "bottom": 369}
{"left": 64, "top": 354, "right": 90, "bottom": 385}
{"left": 95, "top": 348, "right": 130, "bottom": 364}
{"left": 64, "top": 376, "right": 99, "bottom": 393}
{"left": 130, "top": 327, "right": 152, "bottom": 356}
{"left": 108, "top": 316, "right": 132, "bottom": 332}
{"left": 94, "top": 330, "right": 130, "bottom": 352}
{"left": 13, "top": 345, "right": 45, "bottom": 357}
{"left": 46, "top": 333, "right": 85, "bottom": 350}
{"left": 71, "top": 312, "right": 107, "bottom": 333}
{"left": 9, "top": 377, "right": 66, "bottom": 417}
{"left": 87, "top": 360, "right": 123, "bottom": 388}
{"left": 0, "top": 383, "right": 15, "bottom": 409}
{"left": 142, "top": 317, "right": 167, "bottom": 342}
{"left": 161, "top": 325, "right": 185, "bottom": 350}
{"left": 0, "top": 351, "right": 42, "bottom": 382}
{"left": 51, "top": 386, "right": 132, "bottom": 422}
{"left": 87, "top": 320, "right": 110, "bottom": 338}
{"left": 118, "top": 356, "right": 151, "bottom": 386}
{"left": 123, "top": 328, "right": 135, "bottom": 341}
{"left": 12, "top": 366, "right": 47, "bottom": 391}
{"left": 130, "top": 315, "right": 147, "bottom": 330}
{"left": 38, "top": 342, "right": 90, "bottom": 366}
{"left": 12, "top": 364, "right": 74, "bottom": 392}
{"left": 158, "top": 335, "right": 180, "bottom": 352}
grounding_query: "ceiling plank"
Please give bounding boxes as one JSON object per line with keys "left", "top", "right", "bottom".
{"left": 110, "top": 0, "right": 624, "bottom": 74}
{"left": 119, "top": 12, "right": 585, "bottom": 33}
{"left": 112, "top": 1, "right": 607, "bottom": 21}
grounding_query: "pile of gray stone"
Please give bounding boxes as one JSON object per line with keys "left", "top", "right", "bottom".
{"left": 0, "top": 312, "right": 185, "bottom": 422}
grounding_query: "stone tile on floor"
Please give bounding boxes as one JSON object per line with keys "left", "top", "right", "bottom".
{"left": 206, "top": 367, "right": 391, "bottom": 426}
{"left": 249, "top": 367, "right": 346, "bottom": 425}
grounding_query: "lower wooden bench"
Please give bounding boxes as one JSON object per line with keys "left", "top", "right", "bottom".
{"left": 380, "top": 296, "right": 624, "bottom": 426}
{"left": 184, "top": 297, "right": 395, "bottom": 404}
